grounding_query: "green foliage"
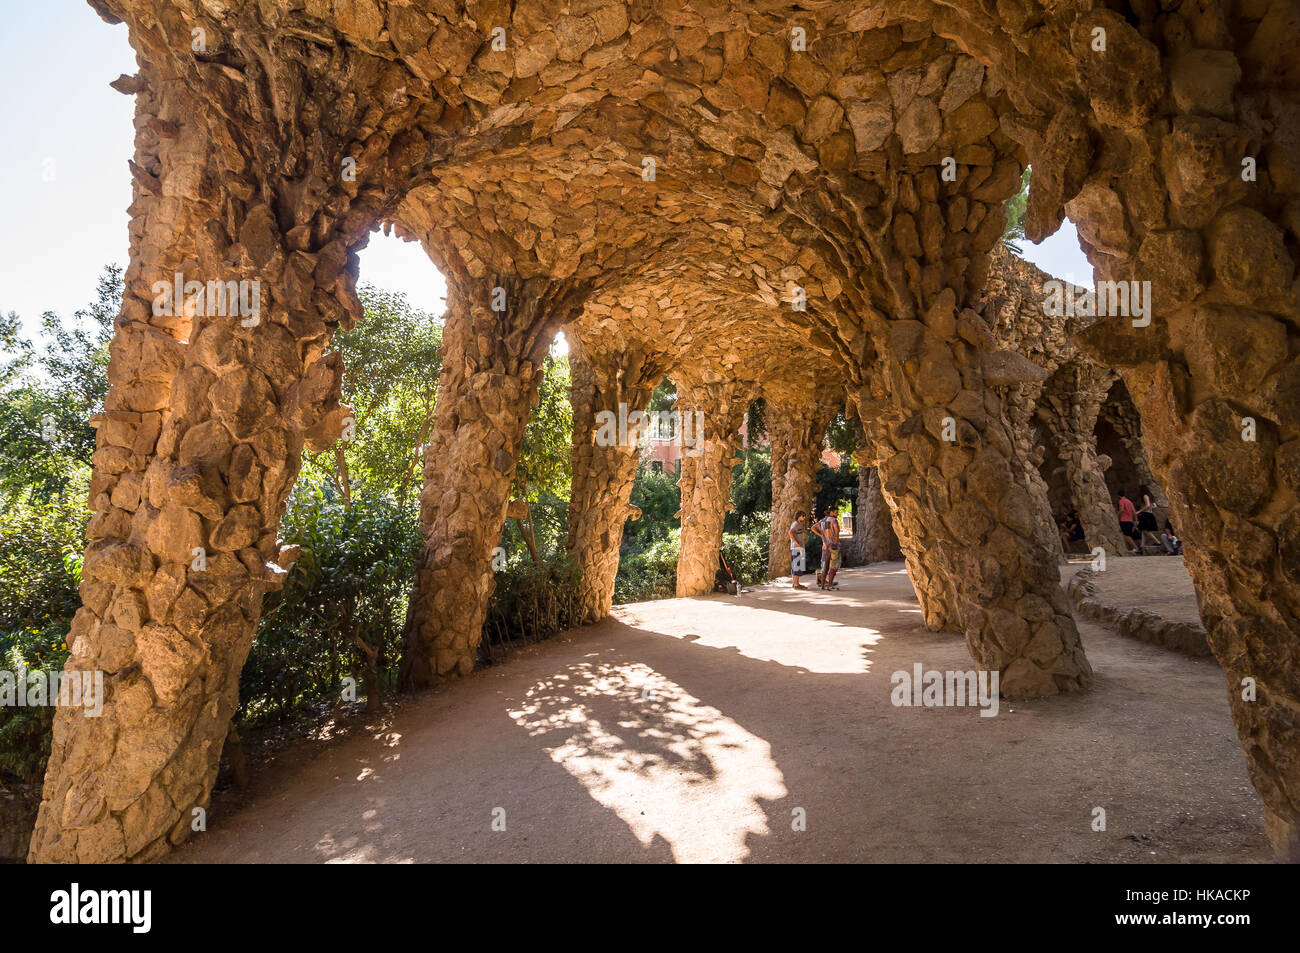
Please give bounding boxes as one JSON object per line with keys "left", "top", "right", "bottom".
{"left": 613, "top": 522, "right": 771, "bottom": 604}
{"left": 0, "top": 491, "right": 86, "bottom": 634}
{"left": 1002, "top": 166, "right": 1031, "bottom": 254}
{"left": 242, "top": 483, "right": 420, "bottom": 722}
{"left": 647, "top": 377, "right": 677, "bottom": 411}
{"left": 0, "top": 628, "right": 68, "bottom": 783}
{"left": 614, "top": 530, "right": 681, "bottom": 603}
{"left": 725, "top": 448, "right": 771, "bottom": 533}
{"left": 480, "top": 553, "right": 583, "bottom": 661}
{"left": 824, "top": 409, "right": 858, "bottom": 457}
{"left": 815, "top": 459, "right": 858, "bottom": 522}
{"left": 745, "top": 397, "right": 767, "bottom": 442}
{"left": 624, "top": 457, "right": 681, "bottom": 549}
{"left": 0, "top": 491, "right": 83, "bottom": 785}
{"left": 514, "top": 355, "right": 572, "bottom": 502}
{"left": 721, "top": 527, "right": 769, "bottom": 585}
{"left": 0, "top": 274, "right": 110, "bottom": 787}
{"left": 0, "top": 266, "right": 116, "bottom": 501}
{"left": 301, "top": 284, "right": 442, "bottom": 503}
{"left": 501, "top": 491, "right": 569, "bottom": 560}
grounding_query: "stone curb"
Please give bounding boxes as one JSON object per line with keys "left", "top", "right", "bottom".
{"left": 1067, "top": 569, "right": 1213, "bottom": 659}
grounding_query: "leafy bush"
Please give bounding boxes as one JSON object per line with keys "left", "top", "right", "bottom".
{"left": 614, "top": 530, "right": 682, "bottom": 604}
{"left": 0, "top": 490, "right": 86, "bottom": 636}
{"left": 725, "top": 449, "right": 771, "bottom": 533}
{"left": 612, "top": 522, "right": 770, "bottom": 604}
{"left": 0, "top": 492, "right": 80, "bottom": 785}
{"left": 721, "top": 525, "right": 769, "bottom": 586}
{"left": 624, "top": 461, "right": 681, "bottom": 549}
{"left": 241, "top": 483, "right": 420, "bottom": 722}
{"left": 0, "top": 624, "right": 70, "bottom": 785}
{"left": 480, "top": 553, "right": 583, "bottom": 662}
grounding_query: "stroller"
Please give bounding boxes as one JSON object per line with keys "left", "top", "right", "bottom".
{"left": 713, "top": 549, "right": 741, "bottom": 596}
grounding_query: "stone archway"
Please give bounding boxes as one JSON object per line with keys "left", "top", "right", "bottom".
{"left": 31, "top": 0, "right": 1300, "bottom": 862}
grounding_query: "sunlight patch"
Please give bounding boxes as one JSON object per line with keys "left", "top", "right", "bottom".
{"left": 508, "top": 661, "right": 785, "bottom": 862}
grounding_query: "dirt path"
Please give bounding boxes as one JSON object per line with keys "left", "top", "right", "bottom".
{"left": 171, "top": 564, "right": 1267, "bottom": 863}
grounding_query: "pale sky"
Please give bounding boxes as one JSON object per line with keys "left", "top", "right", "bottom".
{"left": 0, "top": 2, "right": 1091, "bottom": 344}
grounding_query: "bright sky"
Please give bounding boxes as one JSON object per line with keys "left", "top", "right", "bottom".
{"left": 0, "top": 2, "right": 1091, "bottom": 343}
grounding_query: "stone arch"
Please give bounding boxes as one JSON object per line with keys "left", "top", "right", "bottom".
{"left": 1095, "top": 377, "right": 1170, "bottom": 531}
{"left": 895, "top": 0, "right": 1300, "bottom": 856}
{"left": 34, "top": 0, "right": 1299, "bottom": 861}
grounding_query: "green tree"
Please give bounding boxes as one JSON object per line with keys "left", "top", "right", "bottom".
{"left": 1002, "top": 166, "right": 1031, "bottom": 254}
{"left": 0, "top": 266, "right": 117, "bottom": 501}
{"left": 301, "top": 285, "right": 442, "bottom": 504}
{"left": 725, "top": 448, "right": 771, "bottom": 532}
{"left": 509, "top": 353, "right": 573, "bottom": 561}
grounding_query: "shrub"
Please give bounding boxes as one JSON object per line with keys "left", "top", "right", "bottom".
{"left": 0, "top": 492, "right": 83, "bottom": 786}
{"left": 721, "top": 525, "right": 769, "bottom": 586}
{"left": 0, "top": 491, "right": 86, "bottom": 636}
{"left": 480, "top": 553, "right": 583, "bottom": 662}
{"left": 614, "top": 530, "right": 681, "bottom": 603}
{"left": 242, "top": 483, "right": 420, "bottom": 722}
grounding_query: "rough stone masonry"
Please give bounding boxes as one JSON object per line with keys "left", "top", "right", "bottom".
{"left": 26, "top": 0, "right": 1300, "bottom": 863}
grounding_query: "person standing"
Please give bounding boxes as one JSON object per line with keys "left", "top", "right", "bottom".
{"left": 814, "top": 505, "right": 843, "bottom": 590}
{"left": 788, "top": 510, "right": 811, "bottom": 590}
{"left": 1135, "top": 484, "right": 1161, "bottom": 551}
{"left": 1117, "top": 491, "right": 1139, "bottom": 554}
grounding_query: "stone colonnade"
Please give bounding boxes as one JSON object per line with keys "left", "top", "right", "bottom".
{"left": 29, "top": 0, "right": 1300, "bottom": 861}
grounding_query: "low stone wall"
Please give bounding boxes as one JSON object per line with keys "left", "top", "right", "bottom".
{"left": 1066, "top": 569, "right": 1212, "bottom": 658}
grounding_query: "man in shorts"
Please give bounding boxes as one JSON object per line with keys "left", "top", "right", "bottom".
{"left": 814, "top": 505, "right": 842, "bottom": 590}
{"left": 788, "top": 510, "right": 810, "bottom": 589}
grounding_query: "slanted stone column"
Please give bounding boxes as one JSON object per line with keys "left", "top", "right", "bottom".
{"left": 1045, "top": 382, "right": 1128, "bottom": 553}
{"left": 1043, "top": 368, "right": 1127, "bottom": 556}
{"left": 765, "top": 395, "right": 837, "bottom": 579}
{"left": 847, "top": 425, "right": 904, "bottom": 565}
{"left": 675, "top": 381, "right": 749, "bottom": 597}
{"left": 29, "top": 56, "right": 376, "bottom": 862}
{"left": 856, "top": 295, "right": 1093, "bottom": 698}
{"left": 565, "top": 339, "right": 663, "bottom": 623}
{"left": 400, "top": 277, "right": 586, "bottom": 688}
{"left": 1007, "top": 396, "right": 1068, "bottom": 564}
{"left": 831, "top": 141, "right": 1094, "bottom": 696}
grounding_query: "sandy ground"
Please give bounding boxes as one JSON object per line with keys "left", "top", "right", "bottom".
{"left": 171, "top": 563, "right": 1268, "bottom": 864}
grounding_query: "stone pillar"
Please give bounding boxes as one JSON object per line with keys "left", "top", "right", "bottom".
{"left": 675, "top": 381, "right": 749, "bottom": 597}
{"left": 1004, "top": 385, "right": 1068, "bottom": 565}
{"left": 857, "top": 300, "right": 1093, "bottom": 698}
{"left": 765, "top": 395, "right": 836, "bottom": 579}
{"left": 767, "top": 433, "right": 791, "bottom": 577}
{"left": 1044, "top": 368, "right": 1128, "bottom": 556}
{"left": 29, "top": 69, "right": 368, "bottom": 862}
{"left": 848, "top": 426, "right": 955, "bottom": 623}
{"left": 400, "top": 277, "right": 585, "bottom": 689}
{"left": 565, "top": 339, "right": 662, "bottom": 623}
{"left": 858, "top": 467, "right": 903, "bottom": 563}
